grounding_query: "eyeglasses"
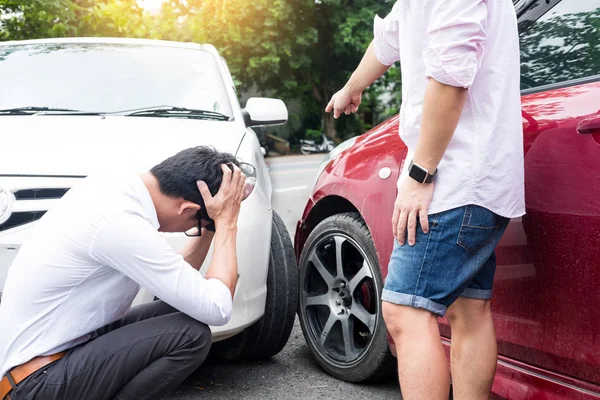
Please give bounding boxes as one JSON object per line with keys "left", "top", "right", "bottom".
{"left": 185, "top": 161, "right": 257, "bottom": 237}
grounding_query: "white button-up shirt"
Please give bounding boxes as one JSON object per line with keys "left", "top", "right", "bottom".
{"left": 374, "top": 0, "right": 525, "bottom": 218}
{"left": 0, "top": 174, "right": 232, "bottom": 378}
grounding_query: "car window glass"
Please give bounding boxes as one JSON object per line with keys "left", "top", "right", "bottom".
{"left": 0, "top": 43, "right": 233, "bottom": 116}
{"left": 520, "top": 0, "right": 600, "bottom": 89}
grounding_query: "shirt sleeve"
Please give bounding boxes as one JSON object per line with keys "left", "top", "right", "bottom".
{"left": 89, "top": 214, "right": 233, "bottom": 326}
{"left": 373, "top": 2, "right": 401, "bottom": 66}
{"left": 423, "top": 0, "right": 488, "bottom": 88}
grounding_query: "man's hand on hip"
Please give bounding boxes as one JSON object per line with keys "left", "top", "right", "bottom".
{"left": 392, "top": 178, "right": 434, "bottom": 246}
{"left": 392, "top": 80, "right": 468, "bottom": 246}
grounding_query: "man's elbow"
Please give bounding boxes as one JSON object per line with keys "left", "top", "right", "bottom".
{"left": 209, "top": 301, "right": 232, "bottom": 326}
{"left": 196, "top": 292, "right": 233, "bottom": 326}
{"left": 187, "top": 303, "right": 231, "bottom": 326}
{"left": 196, "top": 277, "right": 234, "bottom": 326}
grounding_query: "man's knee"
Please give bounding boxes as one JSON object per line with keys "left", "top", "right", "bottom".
{"left": 446, "top": 298, "right": 492, "bottom": 331}
{"left": 187, "top": 319, "right": 212, "bottom": 351}
{"left": 382, "top": 301, "right": 438, "bottom": 339}
{"left": 171, "top": 313, "right": 213, "bottom": 362}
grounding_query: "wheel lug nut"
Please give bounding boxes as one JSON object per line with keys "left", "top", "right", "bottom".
{"left": 341, "top": 282, "right": 346, "bottom": 288}
{"left": 336, "top": 300, "right": 341, "bottom": 306}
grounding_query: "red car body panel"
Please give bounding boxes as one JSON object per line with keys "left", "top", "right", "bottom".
{"left": 295, "top": 115, "right": 404, "bottom": 274}
{"left": 486, "top": 81, "right": 600, "bottom": 391}
{"left": 295, "top": 81, "right": 600, "bottom": 398}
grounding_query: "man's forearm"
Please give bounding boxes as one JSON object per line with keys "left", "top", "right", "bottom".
{"left": 413, "top": 79, "right": 468, "bottom": 173}
{"left": 204, "top": 226, "right": 238, "bottom": 297}
{"left": 179, "top": 232, "right": 214, "bottom": 271}
{"left": 345, "top": 41, "right": 391, "bottom": 93}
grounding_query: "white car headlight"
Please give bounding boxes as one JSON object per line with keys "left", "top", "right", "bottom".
{"left": 313, "top": 136, "right": 359, "bottom": 189}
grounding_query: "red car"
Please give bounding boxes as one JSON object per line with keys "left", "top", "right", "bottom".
{"left": 294, "top": 0, "right": 600, "bottom": 398}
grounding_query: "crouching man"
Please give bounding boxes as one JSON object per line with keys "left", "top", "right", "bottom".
{"left": 0, "top": 146, "right": 247, "bottom": 400}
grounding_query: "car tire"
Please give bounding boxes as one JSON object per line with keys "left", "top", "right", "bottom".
{"left": 297, "top": 212, "right": 396, "bottom": 382}
{"left": 210, "top": 210, "right": 298, "bottom": 360}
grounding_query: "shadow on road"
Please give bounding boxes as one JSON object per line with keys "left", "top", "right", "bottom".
{"left": 166, "top": 320, "right": 400, "bottom": 400}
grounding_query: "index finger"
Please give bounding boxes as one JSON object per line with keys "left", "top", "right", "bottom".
{"left": 325, "top": 97, "right": 334, "bottom": 113}
{"left": 391, "top": 204, "right": 400, "bottom": 238}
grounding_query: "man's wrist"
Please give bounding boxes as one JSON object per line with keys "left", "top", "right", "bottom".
{"left": 345, "top": 75, "right": 366, "bottom": 95}
{"left": 408, "top": 160, "right": 437, "bottom": 184}
{"left": 214, "top": 219, "right": 238, "bottom": 233}
{"left": 201, "top": 229, "right": 215, "bottom": 238}
{"left": 411, "top": 157, "right": 437, "bottom": 174}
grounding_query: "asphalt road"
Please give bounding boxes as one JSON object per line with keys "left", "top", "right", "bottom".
{"left": 166, "top": 154, "right": 400, "bottom": 400}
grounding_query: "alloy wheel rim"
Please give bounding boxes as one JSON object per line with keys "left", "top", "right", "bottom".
{"left": 301, "top": 233, "right": 380, "bottom": 366}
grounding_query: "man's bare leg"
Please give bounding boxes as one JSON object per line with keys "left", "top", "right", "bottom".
{"left": 382, "top": 302, "right": 450, "bottom": 400}
{"left": 446, "top": 297, "right": 497, "bottom": 400}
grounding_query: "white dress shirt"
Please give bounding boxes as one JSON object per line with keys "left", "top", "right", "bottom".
{"left": 374, "top": 0, "right": 525, "bottom": 218}
{"left": 0, "top": 174, "right": 232, "bottom": 378}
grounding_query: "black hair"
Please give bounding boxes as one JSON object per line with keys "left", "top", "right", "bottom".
{"left": 150, "top": 146, "right": 239, "bottom": 206}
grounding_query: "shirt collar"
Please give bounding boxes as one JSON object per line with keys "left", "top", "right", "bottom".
{"left": 132, "top": 175, "right": 160, "bottom": 230}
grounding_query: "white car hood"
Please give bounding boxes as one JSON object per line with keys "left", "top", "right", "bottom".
{"left": 0, "top": 116, "right": 244, "bottom": 176}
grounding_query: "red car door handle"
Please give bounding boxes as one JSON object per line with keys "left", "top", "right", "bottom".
{"left": 577, "top": 115, "right": 600, "bottom": 134}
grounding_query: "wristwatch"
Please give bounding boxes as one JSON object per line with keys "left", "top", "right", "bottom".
{"left": 408, "top": 160, "right": 437, "bottom": 184}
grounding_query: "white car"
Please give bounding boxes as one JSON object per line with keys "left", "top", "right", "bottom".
{"left": 0, "top": 38, "right": 298, "bottom": 360}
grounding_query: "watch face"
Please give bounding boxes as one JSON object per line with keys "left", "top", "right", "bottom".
{"left": 409, "top": 163, "right": 428, "bottom": 183}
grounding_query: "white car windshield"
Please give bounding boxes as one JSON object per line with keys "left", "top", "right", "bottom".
{"left": 0, "top": 42, "right": 233, "bottom": 118}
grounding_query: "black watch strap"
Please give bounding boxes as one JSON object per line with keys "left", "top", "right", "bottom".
{"left": 408, "top": 160, "right": 437, "bottom": 184}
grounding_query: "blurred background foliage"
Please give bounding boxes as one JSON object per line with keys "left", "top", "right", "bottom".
{"left": 0, "top": 0, "right": 401, "bottom": 150}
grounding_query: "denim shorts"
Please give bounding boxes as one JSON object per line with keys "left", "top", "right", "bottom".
{"left": 382, "top": 204, "right": 510, "bottom": 317}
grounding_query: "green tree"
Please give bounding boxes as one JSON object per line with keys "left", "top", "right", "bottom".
{"left": 0, "top": 0, "right": 78, "bottom": 40}
{"left": 301, "top": 0, "right": 395, "bottom": 139}
{"left": 0, "top": 0, "right": 148, "bottom": 40}
{"left": 147, "top": 0, "right": 318, "bottom": 98}
{"left": 74, "top": 0, "right": 147, "bottom": 38}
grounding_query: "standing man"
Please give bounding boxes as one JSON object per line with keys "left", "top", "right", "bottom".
{"left": 0, "top": 146, "right": 247, "bottom": 400}
{"left": 326, "top": 1, "right": 525, "bottom": 399}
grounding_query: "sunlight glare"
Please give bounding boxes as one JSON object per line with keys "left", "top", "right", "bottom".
{"left": 137, "top": 0, "right": 165, "bottom": 13}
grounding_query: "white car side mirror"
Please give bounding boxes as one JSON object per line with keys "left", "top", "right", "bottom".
{"left": 243, "top": 97, "right": 288, "bottom": 127}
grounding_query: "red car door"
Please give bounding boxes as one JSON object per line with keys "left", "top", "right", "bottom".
{"left": 485, "top": 0, "right": 600, "bottom": 390}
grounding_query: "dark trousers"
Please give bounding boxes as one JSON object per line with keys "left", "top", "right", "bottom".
{"left": 10, "top": 301, "right": 212, "bottom": 400}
